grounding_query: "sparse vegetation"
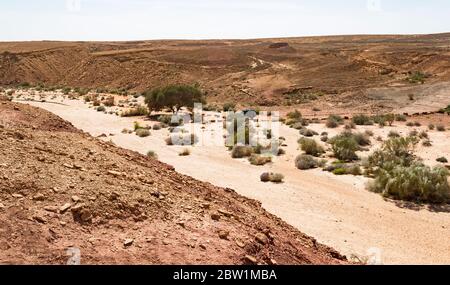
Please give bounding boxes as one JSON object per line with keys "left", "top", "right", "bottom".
{"left": 136, "top": 129, "right": 151, "bottom": 137}
{"left": 260, "top": 172, "right": 284, "bottom": 183}
{"left": 388, "top": 131, "right": 400, "bottom": 138}
{"left": 121, "top": 106, "right": 149, "bottom": 117}
{"left": 329, "top": 132, "right": 360, "bottom": 161}
{"left": 295, "top": 154, "right": 319, "bottom": 170}
{"left": 325, "top": 162, "right": 362, "bottom": 176}
{"left": 231, "top": 145, "right": 253, "bottom": 158}
{"left": 436, "top": 125, "right": 446, "bottom": 132}
{"left": 223, "top": 102, "right": 236, "bottom": 112}
{"left": 96, "top": 106, "right": 106, "bottom": 112}
{"left": 298, "top": 138, "right": 324, "bottom": 157}
{"left": 407, "top": 71, "right": 427, "bottom": 84}
{"left": 352, "top": 114, "right": 373, "bottom": 126}
{"left": 299, "top": 127, "right": 318, "bottom": 137}
{"left": 248, "top": 154, "right": 272, "bottom": 166}
{"left": 365, "top": 135, "right": 450, "bottom": 203}
{"left": 147, "top": 151, "right": 158, "bottom": 159}
{"left": 325, "top": 114, "right": 344, "bottom": 128}
{"left": 395, "top": 114, "right": 407, "bottom": 122}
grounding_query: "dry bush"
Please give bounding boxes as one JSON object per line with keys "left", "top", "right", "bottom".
{"left": 248, "top": 154, "right": 272, "bottom": 166}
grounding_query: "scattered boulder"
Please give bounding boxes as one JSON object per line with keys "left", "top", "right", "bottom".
{"left": 124, "top": 239, "right": 134, "bottom": 247}
{"left": 218, "top": 230, "right": 229, "bottom": 240}
{"left": 255, "top": 233, "right": 269, "bottom": 245}
{"left": 71, "top": 203, "right": 93, "bottom": 224}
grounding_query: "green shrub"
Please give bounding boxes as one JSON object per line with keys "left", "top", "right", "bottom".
{"left": 248, "top": 154, "right": 272, "bottom": 166}
{"left": 329, "top": 133, "right": 360, "bottom": 161}
{"left": 147, "top": 151, "right": 158, "bottom": 159}
{"left": 352, "top": 132, "right": 371, "bottom": 146}
{"left": 223, "top": 102, "right": 236, "bottom": 112}
{"left": 231, "top": 145, "right": 253, "bottom": 158}
{"left": 298, "top": 138, "right": 324, "bottom": 157}
{"left": 352, "top": 114, "right": 373, "bottom": 126}
{"left": 408, "top": 71, "right": 427, "bottom": 84}
{"left": 344, "top": 122, "right": 356, "bottom": 129}
{"left": 136, "top": 129, "right": 151, "bottom": 137}
{"left": 287, "top": 110, "right": 302, "bottom": 120}
{"left": 369, "top": 163, "right": 450, "bottom": 203}
{"left": 325, "top": 114, "right": 343, "bottom": 128}
{"left": 260, "top": 172, "right": 284, "bottom": 183}
{"left": 419, "top": 131, "right": 428, "bottom": 139}
{"left": 368, "top": 136, "right": 418, "bottom": 171}
{"left": 121, "top": 106, "right": 149, "bottom": 117}
{"left": 395, "top": 114, "right": 407, "bottom": 122}
{"left": 299, "top": 127, "right": 318, "bottom": 137}
{"left": 333, "top": 168, "right": 347, "bottom": 175}
{"left": 152, "top": 124, "right": 162, "bottom": 130}
{"left": 295, "top": 155, "right": 318, "bottom": 170}
{"left": 388, "top": 131, "right": 400, "bottom": 138}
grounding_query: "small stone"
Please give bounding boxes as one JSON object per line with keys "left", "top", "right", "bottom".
{"left": 235, "top": 239, "right": 245, "bottom": 248}
{"left": 218, "top": 209, "right": 232, "bottom": 218}
{"left": 244, "top": 255, "right": 258, "bottom": 264}
{"left": 211, "top": 213, "right": 221, "bottom": 221}
{"left": 33, "top": 215, "right": 47, "bottom": 224}
{"left": 218, "top": 230, "right": 229, "bottom": 240}
{"left": 60, "top": 203, "right": 72, "bottom": 213}
{"left": 63, "top": 163, "right": 73, "bottom": 169}
{"left": 199, "top": 244, "right": 207, "bottom": 250}
{"left": 32, "top": 193, "right": 45, "bottom": 201}
{"left": 60, "top": 221, "right": 67, "bottom": 226}
{"left": 71, "top": 196, "right": 81, "bottom": 202}
{"left": 255, "top": 233, "right": 269, "bottom": 245}
{"left": 44, "top": 206, "right": 59, "bottom": 213}
{"left": 12, "top": 194, "right": 24, "bottom": 198}
{"left": 0, "top": 203, "right": 5, "bottom": 209}
{"left": 202, "top": 203, "right": 210, "bottom": 209}
{"left": 107, "top": 170, "right": 124, "bottom": 177}
{"left": 123, "top": 239, "right": 134, "bottom": 247}
{"left": 162, "top": 240, "right": 170, "bottom": 245}
{"left": 176, "top": 221, "right": 186, "bottom": 228}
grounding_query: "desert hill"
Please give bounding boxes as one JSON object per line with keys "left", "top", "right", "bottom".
{"left": 1, "top": 33, "right": 449, "bottom": 111}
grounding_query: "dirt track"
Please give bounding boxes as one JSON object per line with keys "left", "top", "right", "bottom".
{"left": 22, "top": 96, "right": 450, "bottom": 265}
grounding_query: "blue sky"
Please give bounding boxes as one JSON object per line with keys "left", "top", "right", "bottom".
{"left": 1, "top": 0, "right": 449, "bottom": 41}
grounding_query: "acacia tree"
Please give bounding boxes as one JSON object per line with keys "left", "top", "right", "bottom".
{"left": 144, "top": 84, "right": 205, "bottom": 114}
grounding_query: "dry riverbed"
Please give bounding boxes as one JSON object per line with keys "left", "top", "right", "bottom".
{"left": 14, "top": 92, "right": 450, "bottom": 265}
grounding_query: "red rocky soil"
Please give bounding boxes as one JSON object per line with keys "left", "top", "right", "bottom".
{"left": 0, "top": 97, "right": 348, "bottom": 265}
